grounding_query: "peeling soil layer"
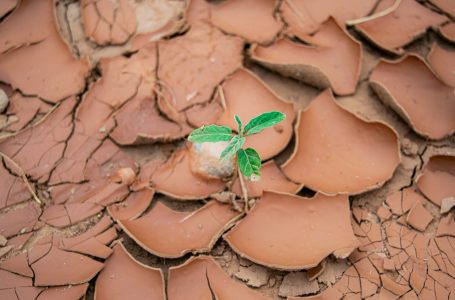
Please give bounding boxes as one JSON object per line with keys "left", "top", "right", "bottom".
{"left": 0, "top": 0, "right": 455, "bottom": 299}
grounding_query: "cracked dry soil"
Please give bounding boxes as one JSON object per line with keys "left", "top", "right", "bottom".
{"left": 0, "top": 0, "right": 455, "bottom": 299}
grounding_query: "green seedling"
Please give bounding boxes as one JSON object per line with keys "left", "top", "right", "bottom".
{"left": 188, "top": 111, "right": 286, "bottom": 211}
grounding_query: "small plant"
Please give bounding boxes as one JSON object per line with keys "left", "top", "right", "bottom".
{"left": 188, "top": 111, "right": 286, "bottom": 211}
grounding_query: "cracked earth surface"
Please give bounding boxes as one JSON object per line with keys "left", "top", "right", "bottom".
{"left": 0, "top": 0, "right": 455, "bottom": 299}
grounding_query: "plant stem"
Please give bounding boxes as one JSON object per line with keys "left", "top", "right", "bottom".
{"left": 0, "top": 151, "right": 43, "bottom": 206}
{"left": 237, "top": 167, "right": 249, "bottom": 213}
{"left": 346, "top": 0, "right": 402, "bottom": 26}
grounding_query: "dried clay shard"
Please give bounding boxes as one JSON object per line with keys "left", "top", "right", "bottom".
{"left": 95, "top": 243, "right": 165, "bottom": 300}
{"left": 216, "top": 69, "right": 295, "bottom": 160}
{"left": 370, "top": 55, "right": 455, "bottom": 140}
{"left": 355, "top": 0, "right": 447, "bottom": 54}
{"left": 119, "top": 201, "right": 240, "bottom": 258}
{"left": 427, "top": 43, "right": 455, "bottom": 87}
{"left": 231, "top": 160, "right": 302, "bottom": 198}
{"left": 439, "top": 23, "right": 455, "bottom": 43}
{"left": 429, "top": 0, "right": 455, "bottom": 18}
{"left": 81, "top": 0, "right": 137, "bottom": 46}
{"left": 282, "top": 89, "right": 400, "bottom": 195}
{"left": 209, "top": 0, "right": 282, "bottom": 44}
{"left": 252, "top": 18, "right": 362, "bottom": 96}
{"left": 0, "top": 202, "right": 41, "bottom": 238}
{"left": 31, "top": 245, "right": 104, "bottom": 286}
{"left": 151, "top": 147, "right": 225, "bottom": 200}
{"left": 36, "top": 284, "right": 89, "bottom": 300}
{"left": 224, "top": 191, "right": 360, "bottom": 270}
{"left": 157, "top": 22, "right": 243, "bottom": 112}
{"left": 417, "top": 155, "right": 455, "bottom": 207}
{"left": 0, "top": 0, "right": 16, "bottom": 18}
{"left": 280, "top": 0, "right": 376, "bottom": 36}
{"left": 0, "top": 0, "right": 90, "bottom": 102}
{"left": 168, "top": 256, "right": 268, "bottom": 300}
{"left": 108, "top": 188, "right": 154, "bottom": 221}
{"left": 406, "top": 201, "right": 433, "bottom": 232}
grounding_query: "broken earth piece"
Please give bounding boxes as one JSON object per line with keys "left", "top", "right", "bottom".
{"left": 282, "top": 89, "right": 400, "bottom": 195}
{"left": 439, "top": 22, "right": 455, "bottom": 43}
{"left": 224, "top": 191, "right": 359, "bottom": 270}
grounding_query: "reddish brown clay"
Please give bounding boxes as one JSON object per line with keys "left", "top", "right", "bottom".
{"left": 370, "top": 55, "right": 455, "bottom": 139}
{"left": 282, "top": 89, "right": 400, "bottom": 195}
{"left": 224, "top": 191, "right": 360, "bottom": 270}
{"left": 252, "top": 18, "right": 362, "bottom": 96}
{"left": 95, "top": 243, "right": 165, "bottom": 300}
{"left": 119, "top": 201, "right": 241, "bottom": 258}
{"left": 439, "top": 23, "right": 455, "bottom": 42}
{"left": 406, "top": 201, "right": 434, "bottom": 232}
{"left": 427, "top": 43, "right": 455, "bottom": 87}
{"left": 355, "top": 0, "right": 447, "bottom": 54}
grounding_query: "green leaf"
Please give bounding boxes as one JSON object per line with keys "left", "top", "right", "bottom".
{"left": 243, "top": 111, "right": 286, "bottom": 136}
{"left": 234, "top": 115, "right": 242, "bottom": 134}
{"left": 237, "top": 148, "right": 262, "bottom": 179}
{"left": 220, "top": 135, "right": 245, "bottom": 160}
{"left": 188, "top": 125, "right": 232, "bottom": 143}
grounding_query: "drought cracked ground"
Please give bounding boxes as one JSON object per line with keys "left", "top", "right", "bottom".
{"left": 0, "top": 0, "right": 454, "bottom": 299}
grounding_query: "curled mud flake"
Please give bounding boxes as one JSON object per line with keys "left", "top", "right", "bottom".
{"left": 110, "top": 83, "right": 192, "bottom": 145}
{"left": 406, "top": 201, "right": 433, "bottom": 232}
{"left": 168, "top": 256, "right": 268, "bottom": 300}
{"left": 417, "top": 155, "right": 455, "bottom": 207}
{"left": 119, "top": 201, "right": 241, "bottom": 258}
{"left": 252, "top": 18, "right": 362, "bottom": 96}
{"left": 95, "top": 243, "right": 165, "bottom": 300}
{"left": 280, "top": 0, "right": 376, "bottom": 36}
{"left": 355, "top": 0, "right": 447, "bottom": 54}
{"left": 189, "top": 141, "right": 235, "bottom": 180}
{"left": 429, "top": 0, "right": 455, "bottom": 18}
{"left": 0, "top": 202, "right": 41, "bottom": 238}
{"left": 427, "top": 43, "right": 455, "bottom": 88}
{"left": 108, "top": 188, "right": 154, "bottom": 221}
{"left": 157, "top": 22, "right": 243, "bottom": 113}
{"left": 131, "top": 159, "right": 164, "bottom": 191}
{"left": 231, "top": 160, "right": 301, "bottom": 198}
{"left": 437, "top": 213, "right": 455, "bottom": 237}
{"left": 0, "top": 252, "right": 33, "bottom": 277}
{"left": 216, "top": 69, "right": 296, "bottom": 160}
{"left": 0, "top": 269, "right": 32, "bottom": 289}
{"left": 36, "top": 283, "right": 89, "bottom": 300}
{"left": 81, "top": 0, "right": 137, "bottom": 46}
{"left": 439, "top": 23, "right": 455, "bottom": 43}
{"left": 0, "top": 97, "right": 74, "bottom": 183}
{"left": 0, "top": 0, "right": 16, "bottom": 19}
{"left": 151, "top": 147, "right": 225, "bottom": 200}
{"left": 282, "top": 89, "right": 400, "bottom": 195}
{"left": 370, "top": 55, "right": 455, "bottom": 140}
{"left": 185, "top": 99, "right": 223, "bottom": 128}
{"left": 31, "top": 245, "right": 104, "bottom": 286}
{"left": 225, "top": 191, "right": 359, "bottom": 270}
{"left": 210, "top": 0, "right": 282, "bottom": 44}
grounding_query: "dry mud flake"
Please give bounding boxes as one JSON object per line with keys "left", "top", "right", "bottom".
{"left": 224, "top": 191, "right": 359, "bottom": 270}
{"left": 157, "top": 22, "right": 243, "bottom": 113}
{"left": 370, "top": 55, "right": 455, "bottom": 140}
{"left": 252, "top": 18, "right": 361, "bottom": 96}
{"left": 119, "top": 201, "right": 240, "bottom": 258}
{"left": 427, "top": 43, "right": 455, "bottom": 88}
{"left": 230, "top": 160, "right": 302, "bottom": 198}
{"left": 81, "top": 0, "right": 137, "bottom": 46}
{"left": 0, "top": 201, "right": 41, "bottom": 238}
{"left": 282, "top": 89, "right": 400, "bottom": 195}
{"left": 0, "top": 0, "right": 17, "bottom": 18}
{"left": 209, "top": 0, "right": 282, "bottom": 44}
{"left": 355, "top": 0, "right": 448, "bottom": 54}
{"left": 108, "top": 188, "right": 154, "bottom": 221}
{"left": 168, "top": 256, "right": 268, "bottom": 300}
{"left": 417, "top": 155, "right": 455, "bottom": 207}
{"left": 280, "top": 0, "right": 376, "bottom": 36}
{"left": 95, "top": 243, "right": 165, "bottom": 300}
{"left": 0, "top": 0, "right": 90, "bottom": 103}
{"left": 439, "top": 22, "right": 455, "bottom": 43}
{"left": 151, "top": 146, "right": 225, "bottom": 200}
{"left": 0, "top": 162, "right": 30, "bottom": 209}
{"left": 429, "top": 0, "right": 455, "bottom": 18}
{"left": 216, "top": 69, "right": 296, "bottom": 160}
{"left": 0, "top": 98, "right": 75, "bottom": 183}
